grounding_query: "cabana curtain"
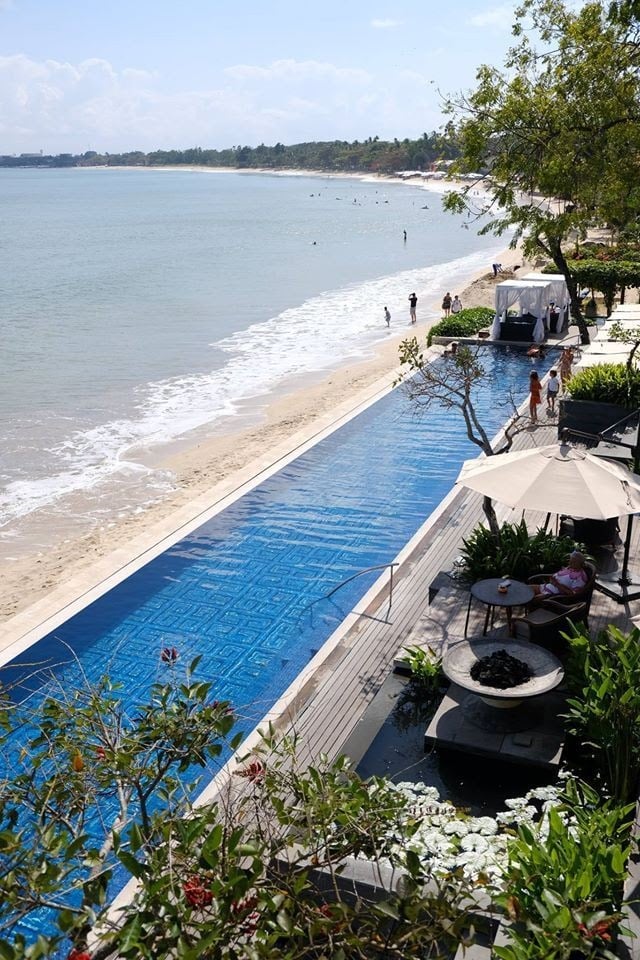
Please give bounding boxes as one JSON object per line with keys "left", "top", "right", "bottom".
{"left": 491, "top": 280, "right": 553, "bottom": 343}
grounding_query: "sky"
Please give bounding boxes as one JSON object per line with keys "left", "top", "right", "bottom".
{"left": 0, "top": 0, "right": 519, "bottom": 155}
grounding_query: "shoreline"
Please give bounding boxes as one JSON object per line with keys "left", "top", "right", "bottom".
{"left": 0, "top": 205, "right": 528, "bottom": 625}
{"left": 83, "top": 162, "right": 483, "bottom": 195}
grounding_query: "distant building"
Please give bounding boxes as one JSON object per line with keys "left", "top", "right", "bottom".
{"left": 19, "top": 150, "right": 44, "bottom": 158}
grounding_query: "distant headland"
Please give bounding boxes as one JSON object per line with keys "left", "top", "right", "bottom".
{"left": 0, "top": 133, "right": 459, "bottom": 175}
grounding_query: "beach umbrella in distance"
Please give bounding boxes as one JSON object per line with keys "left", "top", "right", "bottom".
{"left": 456, "top": 443, "right": 640, "bottom": 521}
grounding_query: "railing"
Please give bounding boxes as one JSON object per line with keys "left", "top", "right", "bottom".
{"left": 303, "top": 562, "right": 399, "bottom": 623}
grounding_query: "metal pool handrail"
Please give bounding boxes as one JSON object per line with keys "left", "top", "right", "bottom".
{"left": 302, "top": 562, "right": 400, "bottom": 623}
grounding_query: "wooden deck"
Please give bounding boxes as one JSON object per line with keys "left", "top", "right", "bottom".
{"left": 273, "top": 418, "right": 640, "bottom": 768}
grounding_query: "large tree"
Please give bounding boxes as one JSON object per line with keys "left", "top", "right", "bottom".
{"left": 442, "top": 0, "right": 640, "bottom": 344}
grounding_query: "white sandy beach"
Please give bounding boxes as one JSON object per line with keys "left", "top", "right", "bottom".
{"left": 0, "top": 181, "right": 531, "bottom": 627}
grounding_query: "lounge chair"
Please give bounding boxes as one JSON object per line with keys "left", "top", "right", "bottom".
{"left": 512, "top": 599, "right": 588, "bottom": 650}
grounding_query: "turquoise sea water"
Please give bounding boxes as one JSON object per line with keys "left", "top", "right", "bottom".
{"left": 0, "top": 168, "right": 507, "bottom": 557}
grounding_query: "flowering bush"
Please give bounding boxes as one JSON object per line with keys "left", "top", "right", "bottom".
{"left": 376, "top": 780, "right": 566, "bottom": 887}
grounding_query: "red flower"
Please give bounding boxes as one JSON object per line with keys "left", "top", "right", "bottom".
{"left": 161, "top": 647, "right": 179, "bottom": 663}
{"left": 231, "top": 895, "right": 258, "bottom": 913}
{"left": 234, "top": 759, "right": 265, "bottom": 783}
{"left": 182, "top": 875, "right": 213, "bottom": 908}
{"left": 67, "top": 950, "right": 91, "bottom": 960}
{"left": 95, "top": 746, "right": 106, "bottom": 761}
{"left": 578, "top": 919, "right": 613, "bottom": 942}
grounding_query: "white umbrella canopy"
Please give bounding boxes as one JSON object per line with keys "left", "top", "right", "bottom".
{"left": 456, "top": 443, "right": 640, "bottom": 520}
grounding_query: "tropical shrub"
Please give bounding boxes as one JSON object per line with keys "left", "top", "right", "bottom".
{"left": 495, "top": 779, "right": 633, "bottom": 960}
{"left": 0, "top": 663, "right": 480, "bottom": 959}
{"left": 427, "top": 306, "right": 495, "bottom": 345}
{"left": 458, "top": 519, "right": 581, "bottom": 583}
{"left": 566, "top": 362, "right": 640, "bottom": 407}
{"left": 400, "top": 644, "right": 443, "bottom": 692}
{"left": 566, "top": 253, "right": 640, "bottom": 317}
{"left": 565, "top": 624, "right": 640, "bottom": 803}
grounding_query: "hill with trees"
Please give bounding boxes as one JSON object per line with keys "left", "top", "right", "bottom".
{"left": 0, "top": 132, "right": 458, "bottom": 174}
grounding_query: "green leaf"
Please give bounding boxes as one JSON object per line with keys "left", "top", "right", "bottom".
{"left": 375, "top": 900, "right": 401, "bottom": 920}
{"left": 117, "top": 850, "right": 148, "bottom": 880}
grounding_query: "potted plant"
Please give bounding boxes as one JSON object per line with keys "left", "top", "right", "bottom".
{"left": 558, "top": 362, "right": 640, "bottom": 442}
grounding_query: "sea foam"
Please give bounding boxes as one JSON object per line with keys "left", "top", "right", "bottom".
{"left": 0, "top": 243, "right": 505, "bottom": 537}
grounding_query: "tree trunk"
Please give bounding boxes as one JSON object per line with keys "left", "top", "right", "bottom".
{"left": 482, "top": 496, "right": 500, "bottom": 540}
{"left": 547, "top": 238, "right": 591, "bottom": 345}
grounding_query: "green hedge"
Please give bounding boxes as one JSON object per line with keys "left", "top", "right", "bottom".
{"left": 567, "top": 362, "right": 640, "bottom": 407}
{"left": 427, "top": 307, "right": 495, "bottom": 346}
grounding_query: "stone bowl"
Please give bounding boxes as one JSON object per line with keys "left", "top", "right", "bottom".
{"left": 443, "top": 638, "right": 564, "bottom": 709}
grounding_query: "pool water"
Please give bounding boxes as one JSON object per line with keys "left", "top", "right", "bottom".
{"left": 6, "top": 348, "right": 553, "bottom": 718}
{"left": 3, "top": 345, "right": 555, "bottom": 940}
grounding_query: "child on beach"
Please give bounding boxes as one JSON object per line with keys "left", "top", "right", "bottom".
{"left": 529, "top": 371, "right": 542, "bottom": 423}
{"left": 384, "top": 306, "right": 391, "bottom": 327}
{"left": 547, "top": 369, "right": 560, "bottom": 414}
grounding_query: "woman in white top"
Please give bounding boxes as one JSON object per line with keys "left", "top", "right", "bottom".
{"left": 532, "top": 551, "right": 589, "bottom": 597}
{"left": 451, "top": 295, "right": 462, "bottom": 315}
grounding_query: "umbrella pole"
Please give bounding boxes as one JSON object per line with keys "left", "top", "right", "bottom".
{"left": 619, "top": 514, "right": 634, "bottom": 587}
{"left": 596, "top": 513, "right": 640, "bottom": 603}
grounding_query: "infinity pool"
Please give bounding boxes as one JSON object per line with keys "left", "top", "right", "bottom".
{"left": 4, "top": 345, "right": 553, "bottom": 941}
{"left": 6, "top": 348, "right": 551, "bottom": 718}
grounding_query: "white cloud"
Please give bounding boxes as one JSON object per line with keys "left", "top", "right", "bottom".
{"left": 468, "top": 4, "right": 513, "bottom": 28}
{"left": 224, "top": 59, "right": 370, "bottom": 85}
{"left": 0, "top": 52, "right": 440, "bottom": 154}
{"left": 371, "top": 18, "right": 402, "bottom": 29}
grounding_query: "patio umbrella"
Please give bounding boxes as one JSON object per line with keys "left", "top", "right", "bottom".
{"left": 457, "top": 442, "right": 640, "bottom": 596}
{"left": 456, "top": 442, "right": 640, "bottom": 520}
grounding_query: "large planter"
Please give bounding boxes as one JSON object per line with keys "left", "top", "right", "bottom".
{"left": 557, "top": 398, "right": 631, "bottom": 442}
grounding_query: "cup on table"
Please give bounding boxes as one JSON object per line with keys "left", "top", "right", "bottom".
{"left": 498, "top": 579, "right": 511, "bottom": 594}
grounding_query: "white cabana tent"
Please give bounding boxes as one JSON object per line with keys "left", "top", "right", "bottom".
{"left": 491, "top": 279, "right": 552, "bottom": 343}
{"left": 521, "top": 272, "right": 570, "bottom": 332}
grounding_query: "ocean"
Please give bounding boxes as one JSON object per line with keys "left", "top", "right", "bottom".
{"left": 0, "top": 167, "right": 507, "bottom": 558}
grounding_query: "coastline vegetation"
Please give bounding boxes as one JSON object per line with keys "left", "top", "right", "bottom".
{"left": 0, "top": 132, "right": 458, "bottom": 175}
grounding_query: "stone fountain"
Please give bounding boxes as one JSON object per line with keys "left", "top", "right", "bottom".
{"left": 425, "top": 639, "right": 565, "bottom": 768}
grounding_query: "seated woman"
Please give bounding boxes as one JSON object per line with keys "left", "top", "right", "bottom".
{"left": 532, "top": 550, "right": 589, "bottom": 597}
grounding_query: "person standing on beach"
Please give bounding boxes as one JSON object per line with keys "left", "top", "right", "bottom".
{"left": 442, "top": 292, "right": 452, "bottom": 317}
{"left": 529, "top": 370, "right": 542, "bottom": 423}
{"left": 403, "top": 229, "right": 407, "bottom": 242}
{"left": 451, "top": 295, "right": 462, "bottom": 315}
{"left": 408, "top": 292, "right": 418, "bottom": 324}
{"left": 384, "top": 306, "right": 391, "bottom": 327}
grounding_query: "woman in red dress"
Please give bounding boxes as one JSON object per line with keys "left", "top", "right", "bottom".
{"left": 529, "top": 370, "right": 542, "bottom": 423}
